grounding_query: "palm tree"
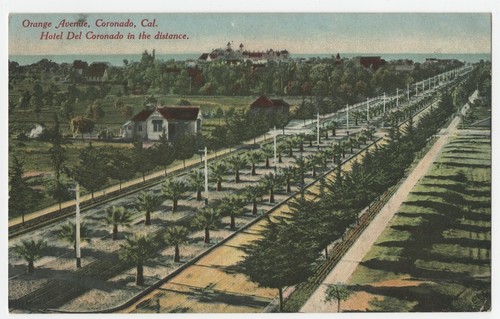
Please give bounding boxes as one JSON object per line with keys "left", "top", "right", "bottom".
{"left": 260, "top": 172, "right": 283, "bottom": 203}
{"left": 328, "top": 120, "right": 338, "bottom": 137}
{"left": 187, "top": 169, "right": 204, "bottom": 201}
{"left": 162, "top": 178, "right": 188, "bottom": 213}
{"left": 294, "top": 135, "right": 305, "bottom": 152}
{"left": 102, "top": 206, "right": 133, "bottom": 240}
{"left": 57, "top": 220, "right": 91, "bottom": 250}
{"left": 324, "top": 283, "right": 351, "bottom": 313}
{"left": 306, "top": 154, "right": 319, "bottom": 178}
{"left": 210, "top": 162, "right": 227, "bottom": 191}
{"left": 246, "top": 151, "right": 262, "bottom": 176}
{"left": 280, "top": 166, "right": 295, "bottom": 193}
{"left": 227, "top": 155, "right": 247, "bottom": 183}
{"left": 164, "top": 226, "right": 190, "bottom": 262}
{"left": 192, "top": 207, "right": 220, "bottom": 244}
{"left": 243, "top": 185, "right": 264, "bottom": 215}
{"left": 11, "top": 239, "right": 47, "bottom": 273}
{"left": 294, "top": 156, "right": 309, "bottom": 185}
{"left": 135, "top": 191, "right": 163, "bottom": 225}
{"left": 283, "top": 137, "right": 296, "bottom": 157}
{"left": 332, "top": 143, "right": 343, "bottom": 165}
{"left": 277, "top": 142, "right": 287, "bottom": 163}
{"left": 260, "top": 144, "right": 274, "bottom": 169}
{"left": 218, "top": 194, "right": 246, "bottom": 230}
{"left": 315, "top": 151, "right": 329, "bottom": 170}
{"left": 119, "top": 233, "right": 158, "bottom": 285}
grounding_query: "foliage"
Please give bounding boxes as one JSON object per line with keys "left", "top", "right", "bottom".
{"left": 134, "top": 191, "right": 163, "bottom": 226}
{"left": 11, "top": 239, "right": 47, "bottom": 273}
{"left": 119, "top": 233, "right": 159, "bottom": 285}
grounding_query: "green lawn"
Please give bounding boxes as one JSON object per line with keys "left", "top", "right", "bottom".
{"left": 347, "top": 135, "right": 491, "bottom": 312}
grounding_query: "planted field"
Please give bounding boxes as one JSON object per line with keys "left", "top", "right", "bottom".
{"left": 346, "top": 135, "right": 491, "bottom": 312}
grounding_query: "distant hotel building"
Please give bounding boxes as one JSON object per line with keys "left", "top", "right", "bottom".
{"left": 198, "top": 42, "right": 290, "bottom": 65}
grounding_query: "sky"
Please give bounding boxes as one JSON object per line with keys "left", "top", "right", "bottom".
{"left": 9, "top": 13, "right": 491, "bottom": 55}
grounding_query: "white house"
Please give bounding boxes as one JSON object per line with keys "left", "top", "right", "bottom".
{"left": 121, "top": 106, "right": 202, "bottom": 141}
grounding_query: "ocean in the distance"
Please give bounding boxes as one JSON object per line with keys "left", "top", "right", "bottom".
{"left": 9, "top": 53, "right": 491, "bottom": 66}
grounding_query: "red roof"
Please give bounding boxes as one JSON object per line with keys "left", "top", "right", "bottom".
{"left": 251, "top": 95, "right": 290, "bottom": 108}
{"left": 157, "top": 106, "right": 200, "bottom": 121}
{"left": 131, "top": 109, "right": 154, "bottom": 122}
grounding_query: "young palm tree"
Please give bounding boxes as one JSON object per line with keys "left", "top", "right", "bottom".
{"left": 210, "top": 162, "right": 227, "bottom": 191}
{"left": 218, "top": 194, "right": 246, "bottom": 230}
{"left": 260, "top": 144, "right": 274, "bottom": 169}
{"left": 315, "top": 151, "right": 330, "bottom": 169}
{"left": 57, "top": 220, "right": 91, "bottom": 250}
{"left": 246, "top": 151, "right": 262, "bottom": 176}
{"left": 102, "top": 206, "right": 133, "bottom": 240}
{"left": 277, "top": 142, "right": 287, "bottom": 163}
{"left": 294, "top": 156, "right": 309, "bottom": 185}
{"left": 119, "top": 233, "right": 158, "bottom": 285}
{"left": 11, "top": 239, "right": 47, "bottom": 273}
{"left": 243, "top": 185, "right": 264, "bottom": 215}
{"left": 162, "top": 178, "right": 188, "bottom": 213}
{"left": 164, "top": 226, "right": 190, "bottom": 262}
{"left": 332, "top": 143, "right": 343, "bottom": 165}
{"left": 306, "top": 154, "right": 319, "bottom": 178}
{"left": 227, "top": 155, "right": 247, "bottom": 183}
{"left": 280, "top": 166, "right": 295, "bottom": 193}
{"left": 294, "top": 135, "right": 305, "bottom": 152}
{"left": 283, "top": 137, "right": 296, "bottom": 157}
{"left": 260, "top": 172, "right": 283, "bottom": 203}
{"left": 187, "top": 169, "right": 204, "bottom": 201}
{"left": 328, "top": 120, "right": 338, "bottom": 137}
{"left": 135, "top": 191, "right": 163, "bottom": 225}
{"left": 192, "top": 207, "right": 220, "bottom": 244}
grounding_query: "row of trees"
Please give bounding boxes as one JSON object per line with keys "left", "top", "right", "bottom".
{"left": 237, "top": 74, "right": 477, "bottom": 311}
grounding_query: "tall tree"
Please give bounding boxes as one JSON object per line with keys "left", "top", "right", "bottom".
{"left": 119, "top": 233, "right": 158, "bottom": 285}
{"left": 135, "top": 191, "right": 163, "bottom": 226}
{"left": 105, "top": 149, "right": 135, "bottom": 190}
{"left": 72, "top": 143, "right": 108, "bottom": 199}
{"left": 153, "top": 128, "right": 176, "bottom": 175}
{"left": 102, "top": 206, "right": 133, "bottom": 240}
{"left": 11, "top": 239, "right": 47, "bottom": 274}
{"left": 132, "top": 140, "right": 155, "bottom": 183}
{"left": 9, "top": 156, "right": 36, "bottom": 223}
{"left": 162, "top": 178, "right": 188, "bottom": 213}
{"left": 164, "top": 226, "right": 190, "bottom": 262}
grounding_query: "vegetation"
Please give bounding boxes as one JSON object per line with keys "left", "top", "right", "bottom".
{"left": 164, "top": 226, "right": 190, "bottom": 262}
{"left": 135, "top": 191, "right": 163, "bottom": 225}
{"left": 102, "top": 206, "right": 133, "bottom": 240}
{"left": 119, "top": 233, "right": 159, "bottom": 285}
{"left": 11, "top": 239, "right": 47, "bottom": 273}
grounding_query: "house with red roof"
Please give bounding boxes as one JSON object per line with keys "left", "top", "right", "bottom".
{"left": 250, "top": 95, "right": 290, "bottom": 116}
{"left": 121, "top": 106, "right": 202, "bottom": 141}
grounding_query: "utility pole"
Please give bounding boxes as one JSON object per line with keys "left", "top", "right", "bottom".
{"left": 273, "top": 126, "right": 277, "bottom": 169}
{"left": 407, "top": 83, "right": 410, "bottom": 100}
{"left": 346, "top": 104, "right": 349, "bottom": 136}
{"left": 366, "top": 98, "right": 369, "bottom": 123}
{"left": 383, "top": 92, "right": 386, "bottom": 113}
{"left": 204, "top": 146, "right": 208, "bottom": 206}
{"left": 316, "top": 113, "right": 320, "bottom": 145}
{"left": 75, "top": 183, "right": 81, "bottom": 268}
{"left": 396, "top": 88, "right": 399, "bottom": 108}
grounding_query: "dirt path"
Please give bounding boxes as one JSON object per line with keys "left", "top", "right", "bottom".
{"left": 299, "top": 93, "right": 472, "bottom": 313}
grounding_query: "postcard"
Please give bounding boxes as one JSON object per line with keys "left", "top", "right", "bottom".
{"left": 4, "top": 2, "right": 494, "bottom": 316}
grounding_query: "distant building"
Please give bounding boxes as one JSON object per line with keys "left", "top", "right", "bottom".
{"left": 250, "top": 95, "right": 290, "bottom": 116}
{"left": 85, "top": 62, "right": 109, "bottom": 82}
{"left": 357, "top": 56, "right": 386, "bottom": 70}
{"left": 72, "top": 60, "right": 88, "bottom": 75}
{"left": 198, "top": 42, "right": 290, "bottom": 65}
{"left": 121, "top": 106, "right": 202, "bottom": 141}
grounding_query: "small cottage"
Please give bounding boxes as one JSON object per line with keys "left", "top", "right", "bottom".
{"left": 250, "top": 95, "right": 290, "bottom": 116}
{"left": 121, "top": 106, "right": 202, "bottom": 141}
